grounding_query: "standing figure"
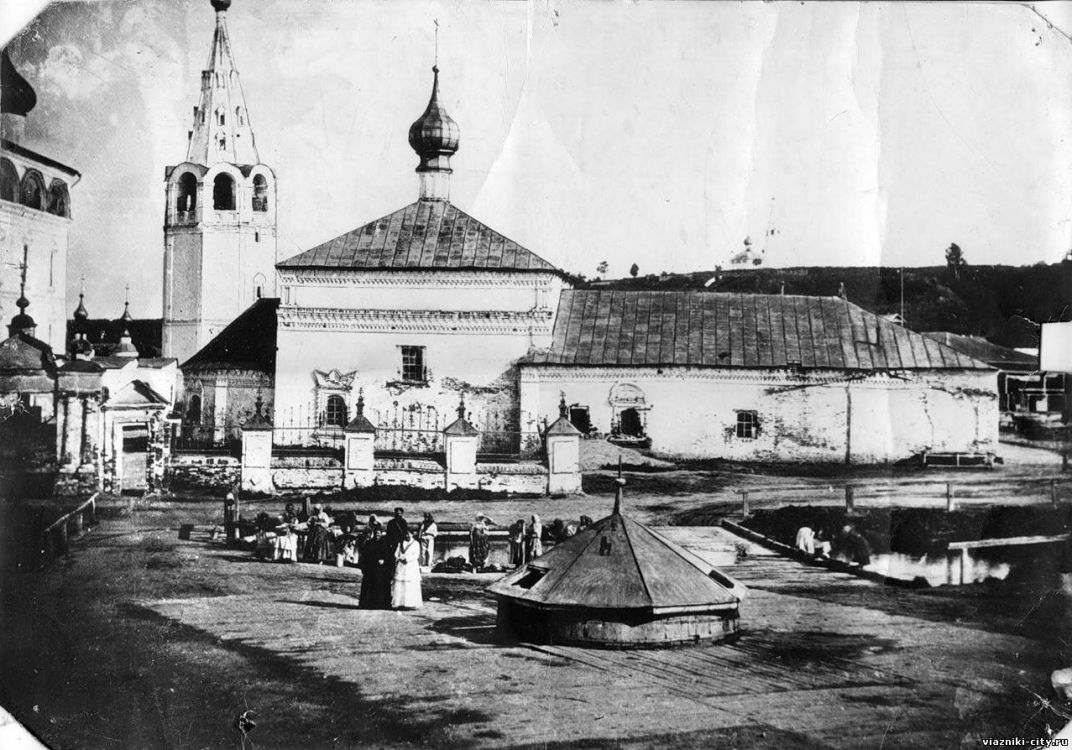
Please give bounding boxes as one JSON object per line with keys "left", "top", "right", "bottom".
{"left": 391, "top": 530, "right": 424, "bottom": 609}
{"left": 418, "top": 513, "right": 438, "bottom": 569}
{"left": 837, "top": 525, "right": 872, "bottom": 567}
{"left": 303, "top": 505, "right": 334, "bottom": 564}
{"left": 508, "top": 519, "right": 526, "bottom": 567}
{"left": 385, "top": 507, "right": 409, "bottom": 548}
{"left": 359, "top": 514, "right": 383, "bottom": 556}
{"left": 525, "top": 514, "right": 543, "bottom": 561}
{"left": 795, "top": 526, "right": 816, "bottom": 556}
{"left": 469, "top": 514, "right": 491, "bottom": 570}
{"left": 358, "top": 528, "right": 390, "bottom": 609}
{"left": 223, "top": 490, "right": 240, "bottom": 544}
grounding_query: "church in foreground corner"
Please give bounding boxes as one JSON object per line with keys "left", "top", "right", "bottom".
{"left": 177, "top": 1, "right": 998, "bottom": 467}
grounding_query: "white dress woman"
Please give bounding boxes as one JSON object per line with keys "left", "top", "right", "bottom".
{"left": 391, "top": 531, "right": 423, "bottom": 609}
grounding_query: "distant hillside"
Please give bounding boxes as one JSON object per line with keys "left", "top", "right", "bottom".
{"left": 590, "top": 262, "right": 1072, "bottom": 348}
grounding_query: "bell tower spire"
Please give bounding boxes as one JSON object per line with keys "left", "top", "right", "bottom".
{"left": 186, "top": 0, "right": 258, "bottom": 166}
{"left": 162, "top": 0, "right": 277, "bottom": 364}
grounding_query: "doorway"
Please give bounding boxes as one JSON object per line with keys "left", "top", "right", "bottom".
{"left": 120, "top": 424, "right": 149, "bottom": 493}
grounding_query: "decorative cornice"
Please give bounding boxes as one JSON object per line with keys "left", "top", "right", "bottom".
{"left": 519, "top": 365, "right": 989, "bottom": 388}
{"left": 278, "top": 306, "right": 554, "bottom": 335}
{"left": 277, "top": 269, "right": 559, "bottom": 288}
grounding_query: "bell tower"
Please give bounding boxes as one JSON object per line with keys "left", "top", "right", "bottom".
{"left": 162, "top": 0, "right": 277, "bottom": 364}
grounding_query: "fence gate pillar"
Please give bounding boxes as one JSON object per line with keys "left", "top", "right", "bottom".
{"left": 444, "top": 396, "right": 479, "bottom": 490}
{"left": 240, "top": 395, "right": 274, "bottom": 494}
{"left": 545, "top": 397, "right": 582, "bottom": 495}
{"left": 343, "top": 394, "right": 377, "bottom": 488}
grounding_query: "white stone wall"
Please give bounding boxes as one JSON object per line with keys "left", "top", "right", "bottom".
{"left": 0, "top": 188, "right": 71, "bottom": 353}
{"left": 271, "top": 270, "right": 561, "bottom": 439}
{"left": 520, "top": 366, "right": 998, "bottom": 464}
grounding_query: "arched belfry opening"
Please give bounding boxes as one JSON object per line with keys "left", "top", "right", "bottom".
{"left": 212, "top": 173, "right": 235, "bottom": 210}
{"left": 0, "top": 159, "right": 18, "bottom": 202}
{"left": 252, "top": 174, "right": 268, "bottom": 212}
{"left": 176, "top": 172, "right": 198, "bottom": 213}
{"left": 20, "top": 169, "right": 45, "bottom": 210}
{"left": 46, "top": 180, "right": 70, "bottom": 218}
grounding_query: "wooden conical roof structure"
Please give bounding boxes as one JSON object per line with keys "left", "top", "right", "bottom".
{"left": 488, "top": 478, "right": 745, "bottom": 647}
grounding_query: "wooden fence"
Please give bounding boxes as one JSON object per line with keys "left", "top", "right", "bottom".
{"left": 39, "top": 493, "right": 98, "bottom": 564}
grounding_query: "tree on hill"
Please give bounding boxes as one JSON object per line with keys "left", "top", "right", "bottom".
{"left": 629, "top": 263, "right": 639, "bottom": 278}
{"left": 596, "top": 260, "right": 608, "bottom": 279}
{"left": 945, "top": 243, "right": 967, "bottom": 279}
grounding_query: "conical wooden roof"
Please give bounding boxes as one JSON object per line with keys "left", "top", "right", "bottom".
{"left": 488, "top": 509, "right": 742, "bottom": 613}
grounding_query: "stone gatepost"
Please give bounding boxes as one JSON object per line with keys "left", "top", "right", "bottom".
{"left": 444, "top": 395, "right": 479, "bottom": 490}
{"left": 545, "top": 395, "right": 582, "bottom": 494}
{"left": 240, "top": 394, "right": 274, "bottom": 494}
{"left": 343, "top": 391, "right": 376, "bottom": 488}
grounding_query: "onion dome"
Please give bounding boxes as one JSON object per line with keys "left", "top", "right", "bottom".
{"left": 114, "top": 328, "right": 138, "bottom": 358}
{"left": 408, "top": 66, "right": 459, "bottom": 173}
{"left": 8, "top": 293, "right": 35, "bottom": 337}
{"left": 210, "top": 0, "right": 232, "bottom": 11}
{"left": 1, "top": 50, "right": 36, "bottom": 118}
{"left": 71, "top": 334, "right": 94, "bottom": 360}
{"left": 119, "top": 299, "right": 133, "bottom": 324}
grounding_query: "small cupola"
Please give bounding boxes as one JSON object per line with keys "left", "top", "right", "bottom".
{"left": 113, "top": 294, "right": 138, "bottom": 358}
{"left": 408, "top": 66, "right": 459, "bottom": 201}
{"left": 7, "top": 258, "right": 35, "bottom": 338}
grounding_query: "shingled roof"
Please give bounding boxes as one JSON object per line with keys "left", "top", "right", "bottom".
{"left": 523, "top": 291, "right": 991, "bottom": 370}
{"left": 276, "top": 200, "right": 560, "bottom": 274}
{"left": 488, "top": 506, "right": 742, "bottom": 612}
{"left": 181, "top": 297, "right": 278, "bottom": 372}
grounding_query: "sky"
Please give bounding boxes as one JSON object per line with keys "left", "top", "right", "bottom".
{"left": 3, "top": 0, "right": 1072, "bottom": 317}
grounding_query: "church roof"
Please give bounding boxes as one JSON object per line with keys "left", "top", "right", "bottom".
{"left": 277, "top": 200, "right": 561, "bottom": 275}
{"left": 106, "top": 380, "right": 169, "bottom": 409}
{"left": 922, "top": 332, "right": 1037, "bottom": 372}
{"left": 0, "top": 333, "right": 55, "bottom": 391}
{"left": 181, "top": 297, "right": 278, "bottom": 372}
{"left": 523, "top": 291, "right": 991, "bottom": 371}
{"left": 488, "top": 507, "right": 741, "bottom": 612}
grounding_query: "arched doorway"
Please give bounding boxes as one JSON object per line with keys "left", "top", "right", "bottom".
{"left": 608, "top": 383, "right": 650, "bottom": 447}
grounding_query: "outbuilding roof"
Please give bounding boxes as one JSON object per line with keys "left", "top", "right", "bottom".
{"left": 523, "top": 291, "right": 990, "bottom": 371}
{"left": 922, "top": 332, "right": 1037, "bottom": 371}
{"left": 181, "top": 297, "right": 278, "bottom": 372}
{"left": 488, "top": 506, "right": 741, "bottom": 612}
{"left": 277, "top": 200, "right": 560, "bottom": 275}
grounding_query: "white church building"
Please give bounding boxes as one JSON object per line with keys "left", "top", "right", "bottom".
{"left": 174, "top": 1, "right": 998, "bottom": 465}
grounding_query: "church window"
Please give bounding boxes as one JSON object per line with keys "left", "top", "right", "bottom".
{"left": 218, "top": 134, "right": 227, "bottom": 151}
{"left": 176, "top": 172, "right": 198, "bottom": 214}
{"left": 0, "top": 159, "right": 18, "bottom": 202}
{"left": 187, "top": 395, "right": 202, "bottom": 424}
{"left": 19, "top": 170, "right": 45, "bottom": 210}
{"left": 254, "top": 231, "right": 260, "bottom": 242}
{"left": 253, "top": 273, "right": 266, "bottom": 300}
{"left": 325, "top": 395, "right": 347, "bottom": 428}
{"left": 735, "top": 410, "right": 759, "bottom": 439}
{"left": 400, "top": 346, "right": 427, "bottom": 383}
{"left": 235, "top": 106, "right": 244, "bottom": 125}
{"left": 252, "top": 174, "right": 268, "bottom": 212}
{"left": 46, "top": 180, "right": 70, "bottom": 218}
{"left": 218, "top": 110, "right": 226, "bottom": 126}
{"left": 212, "top": 174, "right": 236, "bottom": 210}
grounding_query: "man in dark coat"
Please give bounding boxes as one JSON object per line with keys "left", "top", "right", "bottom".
{"left": 358, "top": 529, "right": 391, "bottom": 609}
{"left": 385, "top": 507, "right": 409, "bottom": 547}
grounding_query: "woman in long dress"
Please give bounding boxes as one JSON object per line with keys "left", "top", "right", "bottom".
{"left": 303, "top": 505, "right": 334, "bottom": 564}
{"left": 391, "top": 531, "right": 423, "bottom": 609}
{"left": 469, "top": 514, "right": 491, "bottom": 570}
{"left": 525, "top": 514, "right": 543, "bottom": 560}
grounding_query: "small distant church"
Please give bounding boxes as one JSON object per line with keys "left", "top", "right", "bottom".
{"left": 176, "top": 0, "right": 999, "bottom": 466}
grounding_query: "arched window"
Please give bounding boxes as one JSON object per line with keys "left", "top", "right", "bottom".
{"left": 252, "top": 174, "right": 268, "bottom": 212}
{"left": 217, "top": 134, "right": 227, "bottom": 151}
{"left": 176, "top": 172, "right": 198, "bottom": 213}
{"left": 325, "top": 395, "right": 347, "bottom": 428}
{"left": 217, "top": 109, "right": 226, "bottom": 126}
{"left": 235, "top": 106, "right": 244, "bottom": 125}
{"left": 253, "top": 273, "right": 266, "bottom": 300}
{"left": 20, "top": 170, "right": 45, "bottom": 210}
{"left": 187, "top": 395, "right": 202, "bottom": 424}
{"left": 0, "top": 159, "right": 18, "bottom": 202}
{"left": 47, "top": 180, "right": 70, "bottom": 218}
{"left": 212, "top": 173, "right": 236, "bottom": 210}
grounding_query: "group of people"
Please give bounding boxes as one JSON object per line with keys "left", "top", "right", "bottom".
{"left": 795, "top": 524, "right": 872, "bottom": 566}
{"left": 250, "top": 502, "right": 434, "bottom": 610}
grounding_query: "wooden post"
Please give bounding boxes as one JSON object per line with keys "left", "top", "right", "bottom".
{"left": 302, "top": 496, "right": 311, "bottom": 519}
{"left": 845, "top": 485, "right": 855, "bottom": 512}
{"left": 58, "top": 523, "right": 68, "bottom": 557}
{"left": 740, "top": 490, "right": 749, "bottom": 516}
{"left": 88, "top": 495, "right": 96, "bottom": 525}
{"left": 72, "top": 512, "right": 83, "bottom": 537}
{"left": 1053, "top": 478, "right": 1060, "bottom": 507}
{"left": 960, "top": 547, "right": 969, "bottom": 585}
{"left": 946, "top": 483, "right": 955, "bottom": 512}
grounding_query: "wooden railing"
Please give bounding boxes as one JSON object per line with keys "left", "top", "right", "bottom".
{"left": 39, "top": 493, "right": 98, "bottom": 564}
{"left": 947, "top": 534, "right": 1066, "bottom": 584}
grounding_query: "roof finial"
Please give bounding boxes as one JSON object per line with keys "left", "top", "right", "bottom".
{"left": 558, "top": 392, "right": 568, "bottom": 418}
{"left": 356, "top": 387, "right": 365, "bottom": 418}
{"left": 457, "top": 393, "right": 466, "bottom": 421}
{"left": 434, "top": 18, "right": 439, "bottom": 70}
{"left": 614, "top": 457, "right": 625, "bottom": 515}
{"left": 8, "top": 245, "right": 36, "bottom": 337}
